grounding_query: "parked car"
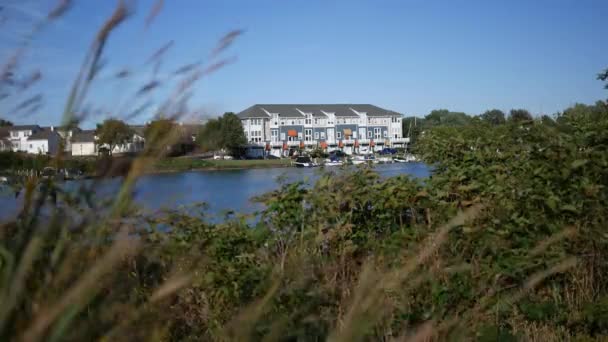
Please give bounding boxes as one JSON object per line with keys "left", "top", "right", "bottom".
{"left": 329, "top": 150, "right": 347, "bottom": 158}
{"left": 379, "top": 148, "right": 398, "bottom": 155}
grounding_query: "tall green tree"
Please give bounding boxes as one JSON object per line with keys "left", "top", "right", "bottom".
{"left": 424, "top": 109, "right": 472, "bottom": 127}
{"left": 0, "top": 118, "right": 13, "bottom": 126}
{"left": 508, "top": 109, "right": 533, "bottom": 122}
{"left": 96, "top": 119, "right": 133, "bottom": 155}
{"left": 479, "top": 109, "right": 506, "bottom": 125}
{"left": 196, "top": 112, "right": 246, "bottom": 156}
{"left": 220, "top": 112, "right": 247, "bottom": 155}
{"left": 598, "top": 68, "right": 608, "bottom": 89}
{"left": 144, "top": 118, "right": 177, "bottom": 153}
{"left": 197, "top": 119, "right": 223, "bottom": 152}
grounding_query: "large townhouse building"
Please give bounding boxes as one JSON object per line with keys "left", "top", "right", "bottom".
{"left": 238, "top": 104, "right": 408, "bottom": 157}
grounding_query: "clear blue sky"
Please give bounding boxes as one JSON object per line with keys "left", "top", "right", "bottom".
{"left": 1, "top": 0, "right": 607, "bottom": 127}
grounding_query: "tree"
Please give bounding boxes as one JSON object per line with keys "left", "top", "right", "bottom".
{"left": 143, "top": 118, "right": 177, "bottom": 152}
{"left": 508, "top": 109, "right": 533, "bottom": 122}
{"left": 196, "top": 112, "right": 246, "bottom": 156}
{"left": 598, "top": 68, "right": 608, "bottom": 89}
{"left": 0, "top": 118, "right": 13, "bottom": 127}
{"left": 401, "top": 116, "right": 425, "bottom": 145}
{"left": 424, "top": 109, "right": 472, "bottom": 127}
{"left": 197, "top": 119, "right": 223, "bottom": 152}
{"left": 479, "top": 109, "right": 506, "bottom": 126}
{"left": 220, "top": 112, "right": 247, "bottom": 156}
{"left": 96, "top": 119, "right": 133, "bottom": 155}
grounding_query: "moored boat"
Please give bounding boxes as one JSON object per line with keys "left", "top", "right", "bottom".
{"left": 293, "top": 156, "right": 316, "bottom": 168}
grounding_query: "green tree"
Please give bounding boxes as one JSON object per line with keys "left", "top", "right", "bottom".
{"left": 96, "top": 119, "right": 133, "bottom": 155}
{"left": 220, "top": 112, "right": 247, "bottom": 156}
{"left": 424, "top": 109, "right": 472, "bottom": 127}
{"left": 401, "top": 116, "right": 425, "bottom": 145}
{"left": 479, "top": 109, "right": 506, "bottom": 125}
{"left": 197, "top": 119, "right": 223, "bottom": 152}
{"left": 598, "top": 68, "right": 608, "bottom": 89}
{"left": 0, "top": 118, "right": 13, "bottom": 126}
{"left": 196, "top": 112, "right": 246, "bottom": 156}
{"left": 508, "top": 109, "right": 533, "bottom": 122}
{"left": 143, "top": 118, "right": 177, "bottom": 153}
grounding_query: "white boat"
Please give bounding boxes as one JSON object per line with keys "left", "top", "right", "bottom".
{"left": 351, "top": 156, "right": 366, "bottom": 165}
{"left": 377, "top": 157, "right": 393, "bottom": 164}
{"left": 293, "top": 156, "right": 316, "bottom": 168}
{"left": 393, "top": 157, "right": 407, "bottom": 163}
{"left": 323, "top": 159, "right": 343, "bottom": 166}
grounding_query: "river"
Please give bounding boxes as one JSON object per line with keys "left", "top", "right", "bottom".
{"left": 0, "top": 163, "right": 430, "bottom": 223}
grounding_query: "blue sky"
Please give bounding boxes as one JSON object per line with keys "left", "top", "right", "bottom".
{"left": 1, "top": 0, "right": 607, "bottom": 127}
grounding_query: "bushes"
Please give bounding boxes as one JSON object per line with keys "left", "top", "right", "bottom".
{"left": 1, "top": 102, "right": 608, "bottom": 340}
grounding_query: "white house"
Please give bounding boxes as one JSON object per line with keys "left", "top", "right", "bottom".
{"left": 26, "top": 128, "right": 61, "bottom": 155}
{"left": 6, "top": 125, "right": 42, "bottom": 152}
{"left": 71, "top": 130, "right": 97, "bottom": 156}
{"left": 238, "top": 104, "right": 409, "bottom": 157}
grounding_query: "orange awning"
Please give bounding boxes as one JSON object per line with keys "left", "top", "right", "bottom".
{"left": 343, "top": 128, "right": 352, "bottom": 136}
{"left": 287, "top": 130, "right": 298, "bottom": 137}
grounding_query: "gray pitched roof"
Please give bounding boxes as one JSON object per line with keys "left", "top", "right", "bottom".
{"left": 72, "top": 130, "right": 96, "bottom": 143}
{"left": 0, "top": 127, "right": 9, "bottom": 139}
{"left": 9, "top": 125, "right": 41, "bottom": 131}
{"left": 27, "top": 128, "right": 60, "bottom": 141}
{"left": 237, "top": 104, "right": 403, "bottom": 119}
{"left": 237, "top": 105, "right": 272, "bottom": 119}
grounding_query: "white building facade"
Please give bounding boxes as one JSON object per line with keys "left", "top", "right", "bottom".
{"left": 238, "top": 104, "right": 408, "bottom": 157}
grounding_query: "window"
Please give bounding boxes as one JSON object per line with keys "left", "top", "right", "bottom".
{"left": 353, "top": 131, "right": 357, "bottom": 139}
{"left": 368, "top": 130, "right": 372, "bottom": 138}
{"left": 280, "top": 132, "right": 286, "bottom": 140}
{"left": 250, "top": 130, "right": 263, "bottom": 142}
{"left": 281, "top": 120, "right": 285, "bottom": 125}
{"left": 271, "top": 130, "right": 278, "bottom": 142}
{"left": 305, "top": 129, "right": 312, "bottom": 141}
{"left": 291, "top": 120, "right": 295, "bottom": 125}
{"left": 321, "top": 132, "right": 325, "bottom": 139}
{"left": 314, "top": 132, "right": 319, "bottom": 139}
{"left": 374, "top": 128, "right": 382, "bottom": 140}
{"left": 305, "top": 115, "right": 312, "bottom": 125}
{"left": 298, "top": 132, "right": 303, "bottom": 139}
{"left": 11, "top": 131, "right": 18, "bottom": 138}
{"left": 314, "top": 118, "right": 318, "bottom": 125}
{"left": 337, "top": 131, "right": 342, "bottom": 139}
{"left": 383, "top": 131, "right": 388, "bottom": 138}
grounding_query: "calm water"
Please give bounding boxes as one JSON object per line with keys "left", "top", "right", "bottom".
{"left": 0, "top": 163, "right": 429, "bottom": 222}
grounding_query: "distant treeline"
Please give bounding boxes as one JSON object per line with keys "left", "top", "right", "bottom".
{"left": 401, "top": 101, "right": 608, "bottom": 145}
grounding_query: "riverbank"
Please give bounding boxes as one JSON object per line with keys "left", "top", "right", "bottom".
{"left": 151, "top": 157, "right": 293, "bottom": 173}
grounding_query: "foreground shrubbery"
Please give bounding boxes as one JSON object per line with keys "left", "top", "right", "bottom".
{"left": 1, "top": 102, "right": 608, "bottom": 341}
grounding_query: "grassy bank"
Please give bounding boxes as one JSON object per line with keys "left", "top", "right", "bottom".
{"left": 152, "top": 157, "right": 293, "bottom": 172}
